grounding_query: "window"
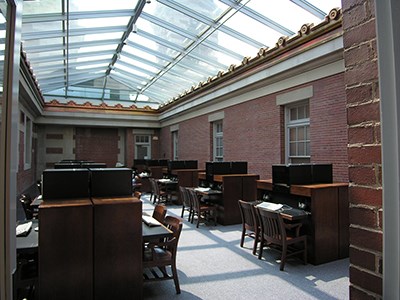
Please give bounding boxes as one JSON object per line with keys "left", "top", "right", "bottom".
{"left": 172, "top": 131, "right": 178, "bottom": 160}
{"left": 286, "top": 101, "right": 310, "bottom": 164}
{"left": 213, "top": 121, "right": 223, "bottom": 162}
{"left": 21, "top": 112, "right": 32, "bottom": 169}
{"left": 135, "top": 135, "right": 151, "bottom": 159}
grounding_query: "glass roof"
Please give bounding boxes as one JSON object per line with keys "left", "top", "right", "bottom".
{"left": 20, "top": 0, "right": 341, "bottom": 109}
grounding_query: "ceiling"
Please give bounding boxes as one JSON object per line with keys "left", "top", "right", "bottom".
{"left": 20, "top": 0, "right": 341, "bottom": 109}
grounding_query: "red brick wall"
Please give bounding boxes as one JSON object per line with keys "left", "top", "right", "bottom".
{"left": 310, "top": 73, "right": 349, "bottom": 182}
{"left": 125, "top": 129, "right": 134, "bottom": 168}
{"left": 160, "top": 73, "right": 348, "bottom": 182}
{"left": 342, "top": 0, "right": 383, "bottom": 298}
{"left": 75, "top": 127, "right": 119, "bottom": 167}
{"left": 159, "top": 127, "right": 172, "bottom": 161}
{"left": 223, "top": 93, "right": 281, "bottom": 179}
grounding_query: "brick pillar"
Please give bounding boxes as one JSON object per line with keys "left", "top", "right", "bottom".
{"left": 342, "top": 0, "right": 383, "bottom": 298}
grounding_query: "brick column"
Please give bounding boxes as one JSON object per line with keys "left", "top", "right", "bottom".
{"left": 342, "top": 0, "right": 383, "bottom": 298}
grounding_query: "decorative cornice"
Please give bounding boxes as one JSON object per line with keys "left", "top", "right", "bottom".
{"left": 44, "top": 99, "right": 158, "bottom": 114}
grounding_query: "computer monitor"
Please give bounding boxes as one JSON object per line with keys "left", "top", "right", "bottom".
{"left": 184, "top": 160, "right": 198, "bottom": 169}
{"left": 42, "top": 168, "right": 90, "bottom": 200}
{"left": 90, "top": 168, "right": 133, "bottom": 197}
{"left": 230, "top": 161, "right": 248, "bottom": 174}
{"left": 81, "top": 162, "right": 107, "bottom": 168}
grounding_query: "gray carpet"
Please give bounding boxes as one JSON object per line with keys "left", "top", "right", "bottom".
{"left": 141, "top": 194, "right": 349, "bottom": 300}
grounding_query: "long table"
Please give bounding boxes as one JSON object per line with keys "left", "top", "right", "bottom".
{"left": 16, "top": 219, "right": 39, "bottom": 254}
{"left": 16, "top": 218, "right": 172, "bottom": 252}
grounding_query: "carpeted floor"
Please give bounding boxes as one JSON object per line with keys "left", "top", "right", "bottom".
{"left": 141, "top": 194, "right": 349, "bottom": 300}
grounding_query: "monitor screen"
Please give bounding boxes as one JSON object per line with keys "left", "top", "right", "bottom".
{"left": 90, "top": 168, "right": 133, "bottom": 197}
{"left": 42, "top": 169, "right": 90, "bottom": 200}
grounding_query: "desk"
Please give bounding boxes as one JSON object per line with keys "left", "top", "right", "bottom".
{"left": 199, "top": 174, "right": 259, "bottom": 225}
{"left": 257, "top": 180, "right": 349, "bottom": 265}
{"left": 16, "top": 220, "right": 39, "bottom": 254}
{"left": 142, "top": 223, "right": 173, "bottom": 242}
{"left": 251, "top": 200, "right": 308, "bottom": 222}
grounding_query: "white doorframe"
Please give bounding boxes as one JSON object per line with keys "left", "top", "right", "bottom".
{"left": 375, "top": 0, "right": 400, "bottom": 298}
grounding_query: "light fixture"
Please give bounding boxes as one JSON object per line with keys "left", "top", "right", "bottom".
{"left": 132, "top": 24, "right": 137, "bottom": 33}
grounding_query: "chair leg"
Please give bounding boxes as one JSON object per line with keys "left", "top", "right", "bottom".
{"left": 303, "top": 240, "right": 307, "bottom": 265}
{"left": 252, "top": 232, "right": 259, "bottom": 255}
{"left": 240, "top": 227, "right": 245, "bottom": 247}
{"left": 258, "top": 240, "right": 264, "bottom": 260}
{"left": 171, "top": 262, "right": 181, "bottom": 294}
{"left": 280, "top": 244, "right": 287, "bottom": 271}
{"left": 180, "top": 205, "right": 185, "bottom": 218}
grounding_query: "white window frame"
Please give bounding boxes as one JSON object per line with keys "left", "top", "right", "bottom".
{"left": 172, "top": 131, "right": 178, "bottom": 160}
{"left": 21, "top": 111, "right": 32, "bottom": 170}
{"left": 135, "top": 135, "right": 151, "bottom": 159}
{"left": 285, "top": 100, "right": 310, "bottom": 164}
{"left": 213, "top": 120, "right": 223, "bottom": 162}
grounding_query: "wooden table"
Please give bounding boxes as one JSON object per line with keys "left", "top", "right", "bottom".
{"left": 142, "top": 222, "right": 173, "bottom": 242}
{"left": 16, "top": 219, "right": 39, "bottom": 254}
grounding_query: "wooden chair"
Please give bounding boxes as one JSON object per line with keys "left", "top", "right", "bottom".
{"left": 143, "top": 216, "right": 183, "bottom": 294}
{"left": 152, "top": 204, "right": 167, "bottom": 223}
{"left": 179, "top": 186, "right": 193, "bottom": 221}
{"left": 19, "top": 194, "right": 34, "bottom": 220}
{"left": 255, "top": 207, "right": 307, "bottom": 271}
{"left": 238, "top": 200, "right": 259, "bottom": 255}
{"left": 187, "top": 188, "right": 217, "bottom": 228}
{"left": 149, "top": 178, "right": 169, "bottom": 204}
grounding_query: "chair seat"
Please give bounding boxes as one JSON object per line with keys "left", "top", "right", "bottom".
{"left": 199, "top": 204, "right": 216, "bottom": 211}
{"left": 142, "top": 216, "right": 183, "bottom": 294}
{"left": 143, "top": 247, "right": 172, "bottom": 263}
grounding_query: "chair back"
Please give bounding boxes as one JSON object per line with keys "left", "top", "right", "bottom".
{"left": 163, "top": 216, "right": 183, "bottom": 255}
{"left": 187, "top": 188, "right": 200, "bottom": 212}
{"left": 238, "top": 200, "right": 257, "bottom": 231}
{"left": 152, "top": 204, "right": 167, "bottom": 223}
{"left": 19, "top": 194, "right": 33, "bottom": 220}
{"left": 257, "top": 207, "right": 286, "bottom": 245}
{"left": 150, "top": 178, "right": 161, "bottom": 197}
{"left": 179, "top": 186, "right": 191, "bottom": 208}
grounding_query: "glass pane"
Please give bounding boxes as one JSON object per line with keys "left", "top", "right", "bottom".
{"left": 136, "top": 145, "right": 149, "bottom": 160}
{"left": 23, "top": 0, "right": 62, "bottom": 15}
{"left": 223, "top": 10, "right": 282, "bottom": 47}
{"left": 289, "top": 128, "right": 296, "bottom": 141}
{"left": 298, "top": 127, "right": 305, "bottom": 140}
{"left": 69, "top": 0, "right": 138, "bottom": 12}
{"left": 289, "top": 142, "right": 296, "bottom": 156}
{"left": 298, "top": 142, "right": 305, "bottom": 156}
{"left": 247, "top": 0, "right": 322, "bottom": 34}
{"left": 290, "top": 107, "right": 297, "bottom": 121}
{"left": 298, "top": 106, "right": 305, "bottom": 119}
{"left": 147, "top": 1, "right": 208, "bottom": 34}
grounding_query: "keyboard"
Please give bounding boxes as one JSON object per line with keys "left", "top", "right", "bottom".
{"left": 16, "top": 221, "right": 32, "bottom": 236}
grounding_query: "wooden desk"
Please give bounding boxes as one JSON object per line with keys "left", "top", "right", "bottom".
{"left": 252, "top": 201, "right": 308, "bottom": 222}
{"left": 16, "top": 219, "right": 39, "bottom": 254}
{"left": 257, "top": 180, "right": 349, "bottom": 265}
{"left": 142, "top": 222, "right": 173, "bottom": 242}
{"left": 175, "top": 169, "right": 204, "bottom": 204}
{"left": 201, "top": 174, "right": 259, "bottom": 225}
{"left": 39, "top": 198, "right": 94, "bottom": 300}
{"left": 92, "top": 196, "right": 142, "bottom": 300}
